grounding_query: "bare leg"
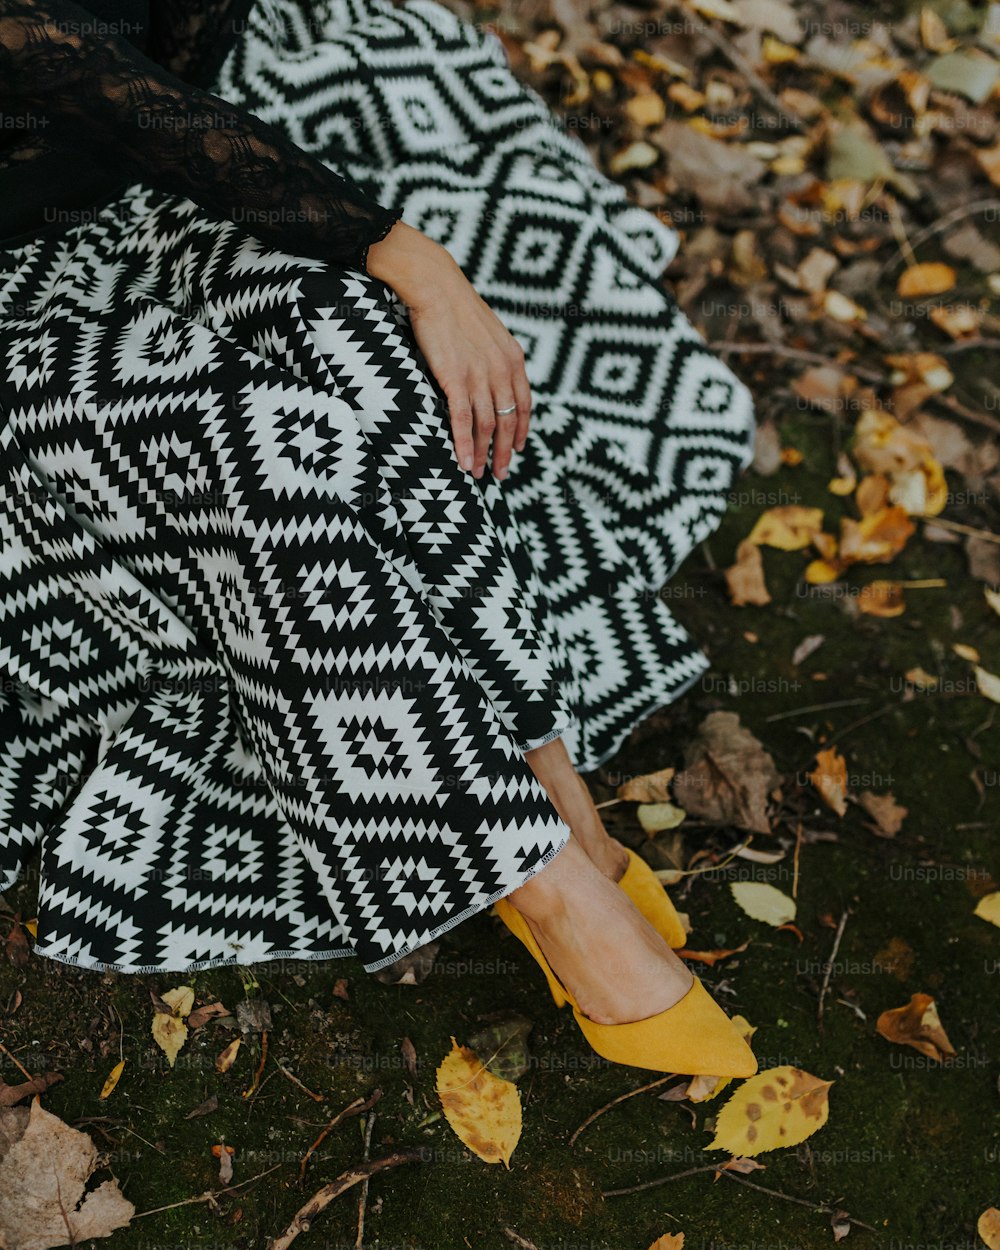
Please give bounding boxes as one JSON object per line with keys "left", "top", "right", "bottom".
{"left": 509, "top": 738, "right": 692, "bottom": 1026}
{"left": 523, "top": 736, "right": 628, "bottom": 881}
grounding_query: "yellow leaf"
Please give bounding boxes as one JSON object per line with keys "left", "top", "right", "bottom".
{"left": 216, "top": 1038, "right": 242, "bottom": 1072}
{"left": 904, "top": 666, "right": 939, "bottom": 689}
{"left": 823, "top": 290, "right": 865, "bottom": 322}
{"left": 858, "top": 580, "right": 905, "bottom": 617}
{"left": 708, "top": 1066, "right": 833, "bottom": 1156}
{"left": 151, "top": 1013, "right": 188, "bottom": 1069}
{"left": 808, "top": 746, "right": 848, "bottom": 816}
{"left": 974, "top": 893, "right": 1000, "bottom": 929}
{"left": 691, "top": 0, "right": 741, "bottom": 19}
{"left": 436, "top": 1037, "right": 522, "bottom": 1167}
{"left": 985, "top": 587, "right": 1000, "bottom": 619}
{"left": 952, "top": 643, "right": 980, "bottom": 663}
{"left": 730, "top": 882, "right": 796, "bottom": 926}
{"left": 99, "top": 1060, "right": 125, "bottom": 1100}
{"left": 896, "top": 262, "right": 956, "bottom": 298}
{"left": 648, "top": 1235, "right": 686, "bottom": 1250}
{"left": 725, "top": 538, "right": 771, "bottom": 606}
{"left": 805, "top": 558, "right": 841, "bottom": 584}
{"left": 876, "top": 992, "right": 955, "bottom": 1062}
{"left": 980, "top": 1209, "right": 1000, "bottom": 1250}
{"left": 747, "top": 506, "right": 824, "bottom": 550}
{"left": 974, "top": 666, "right": 1000, "bottom": 703}
{"left": 23, "top": 918, "right": 37, "bottom": 939}
{"left": 609, "top": 141, "right": 660, "bottom": 174}
{"left": 637, "top": 802, "right": 687, "bottom": 835}
{"left": 161, "top": 986, "right": 195, "bottom": 1018}
{"left": 627, "top": 90, "right": 666, "bottom": 127}
{"left": 762, "top": 35, "right": 799, "bottom": 62}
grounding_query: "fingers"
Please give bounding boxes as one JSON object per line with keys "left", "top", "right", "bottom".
{"left": 444, "top": 384, "right": 475, "bottom": 473}
{"left": 509, "top": 339, "right": 532, "bottom": 454}
{"left": 469, "top": 380, "right": 496, "bottom": 480}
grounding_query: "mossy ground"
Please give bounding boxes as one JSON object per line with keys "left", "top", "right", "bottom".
{"left": 2, "top": 383, "right": 997, "bottom": 1250}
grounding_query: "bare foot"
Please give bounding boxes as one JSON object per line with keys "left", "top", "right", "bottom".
{"left": 508, "top": 835, "right": 693, "bottom": 1025}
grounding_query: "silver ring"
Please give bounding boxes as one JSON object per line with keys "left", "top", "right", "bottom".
{"left": 494, "top": 403, "right": 517, "bottom": 416}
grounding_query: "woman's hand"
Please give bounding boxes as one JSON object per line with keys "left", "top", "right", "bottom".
{"left": 366, "top": 220, "right": 531, "bottom": 481}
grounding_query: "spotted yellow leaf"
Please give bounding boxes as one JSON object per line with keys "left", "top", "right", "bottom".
{"left": 161, "top": 986, "right": 195, "bottom": 1017}
{"left": 151, "top": 985, "right": 195, "bottom": 1068}
{"left": 730, "top": 882, "right": 796, "bottom": 926}
{"left": 436, "top": 1037, "right": 522, "bottom": 1167}
{"left": 708, "top": 1066, "right": 833, "bottom": 1155}
{"left": 648, "top": 1235, "right": 686, "bottom": 1250}
{"left": 979, "top": 1207, "right": 1000, "bottom": 1250}
{"left": 99, "top": 1060, "right": 125, "bottom": 1100}
{"left": 974, "top": 892, "right": 1000, "bottom": 929}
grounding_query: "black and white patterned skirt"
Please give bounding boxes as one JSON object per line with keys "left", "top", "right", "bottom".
{"left": 0, "top": 0, "right": 756, "bottom": 973}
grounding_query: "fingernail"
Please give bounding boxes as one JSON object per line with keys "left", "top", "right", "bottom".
{"left": 497, "top": 466, "right": 508, "bottom": 481}
{"left": 473, "top": 465, "right": 484, "bottom": 479}
{"left": 461, "top": 454, "right": 473, "bottom": 471}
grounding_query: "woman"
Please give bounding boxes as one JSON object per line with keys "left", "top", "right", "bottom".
{"left": 0, "top": 0, "right": 758, "bottom": 1073}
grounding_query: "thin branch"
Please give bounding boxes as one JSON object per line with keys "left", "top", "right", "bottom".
{"left": 569, "top": 1075, "right": 677, "bottom": 1147}
{"left": 720, "top": 1169, "right": 877, "bottom": 1232}
{"left": 817, "top": 909, "right": 850, "bottom": 1030}
{"left": 355, "top": 1110, "right": 375, "bottom": 1250}
{"left": 134, "top": 1164, "right": 284, "bottom": 1218}
{"left": 299, "top": 1091, "right": 380, "bottom": 1181}
{"left": 267, "top": 1151, "right": 423, "bottom": 1250}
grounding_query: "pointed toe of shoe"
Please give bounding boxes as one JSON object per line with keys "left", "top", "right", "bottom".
{"left": 573, "top": 977, "right": 758, "bottom": 1078}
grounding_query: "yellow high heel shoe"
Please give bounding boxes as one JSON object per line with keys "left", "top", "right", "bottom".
{"left": 495, "top": 846, "right": 687, "bottom": 1009}
{"left": 616, "top": 847, "right": 688, "bottom": 950}
{"left": 493, "top": 895, "right": 758, "bottom": 1077}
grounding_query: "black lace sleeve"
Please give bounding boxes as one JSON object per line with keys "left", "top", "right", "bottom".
{"left": 0, "top": 0, "right": 404, "bottom": 272}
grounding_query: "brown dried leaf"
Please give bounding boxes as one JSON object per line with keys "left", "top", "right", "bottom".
{"left": 672, "top": 711, "right": 781, "bottom": 834}
{"left": 725, "top": 538, "right": 771, "bottom": 606}
{"left": 0, "top": 1099, "right": 134, "bottom": 1249}
{"left": 858, "top": 790, "right": 908, "bottom": 837}
{"left": 876, "top": 992, "right": 956, "bottom": 1062}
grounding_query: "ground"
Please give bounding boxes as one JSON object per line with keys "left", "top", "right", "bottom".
{"left": 2, "top": 0, "right": 999, "bottom": 1244}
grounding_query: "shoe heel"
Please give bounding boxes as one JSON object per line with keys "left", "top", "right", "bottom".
{"left": 617, "top": 847, "right": 688, "bottom": 948}
{"left": 493, "top": 897, "right": 567, "bottom": 1007}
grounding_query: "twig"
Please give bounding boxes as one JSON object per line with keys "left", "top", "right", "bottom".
{"left": 817, "top": 909, "right": 850, "bottom": 1030}
{"left": 676, "top": 1, "right": 808, "bottom": 132}
{"left": 299, "top": 1091, "right": 380, "bottom": 1181}
{"left": 719, "top": 1169, "right": 877, "bottom": 1232}
{"left": 134, "top": 1164, "right": 284, "bottom": 1217}
{"left": 267, "top": 1151, "right": 423, "bottom": 1250}
{"left": 274, "top": 1060, "right": 324, "bottom": 1103}
{"left": 875, "top": 199, "right": 1000, "bottom": 276}
{"left": 937, "top": 337, "right": 1000, "bottom": 354}
{"left": 502, "top": 1228, "right": 542, "bottom": 1249}
{"left": 921, "top": 516, "right": 1000, "bottom": 545}
{"left": 569, "top": 1076, "right": 676, "bottom": 1147}
{"left": 603, "top": 1161, "right": 723, "bottom": 1197}
{"left": 243, "top": 1028, "right": 268, "bottom": 1101}
{"left": 0, "top": 1039, "right": 34, "bottom": 1081}
{"left": 355, "top": 1110, "right": 375, "bottom": 1250}
{"left": 763, "top": 698, "right": 871, "bottom": 723}
{"left": 792, "top": 820, "right": 803, "bottom": 900}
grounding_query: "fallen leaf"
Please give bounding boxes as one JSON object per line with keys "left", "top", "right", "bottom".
{"left": 637, "top": 802, "right": 687, "bottom": 835}
{"left": 858, "top": 791, "right": 907, "bottom": 837}
{"left": 436, "top": 1038, "right": 521, "bottom": 1167}
{"left": 678, "top": 940, "right": 751, "bottom": 966}
{"left": 0, "top": 1073, "right": 63, "bottom": 1107}
{"left": 187, "top": 1001, "right": 230, "bottom": 1031}
{"left": 747, "top": 505, "right": 825, "bottom": 550}
{"left": 808, "top": 747, "right": 849, "bottom": 816}
{"left": 215, "top": 1039, "right": 241, "bottom": 1073}
{"left": 618, "top": 767, "right": 676, "bottom": 804}
{"left": 974, "top": 666, "right": 1000, "bottom": 703}
{"left": 974, "top": 893, "right": 1000, "bottom": 929}
{"left": 731, "top": 882, "right": 797, "bottom": 926}
{"left": 212, "top": 1143, "right": 235, "bottom": 1185}
{"left": 151, "top": 986, "right": 195, "bottom": 1069}
{"left": 672, "top": 711, "right": 782, "bottom": 834}
{"left": 896, "top": 262, "right": 956, "bottom": 298}
{"left": 979, "top": 1207, "right": 1000, "bottom": 1250}
{"left": 647, "top": 1234, "right": 685, "bottom": 1250}
{"left": 725, "top": 538, "right": 771, "bottom": 606}
{"left": 876, "top": 992, "right": 956, "bottom": 1062}
{"left": 184, "top": 1094, "right": 219, "bottom": 1120}
{"left": 0, "top": 1099, "right": 134, "bottom": 1248}
{"left": 708, "top": 1066, "right": 833, "bottom": 1155}
{"left": 858, "top": 580, "right": 906, "bottom": 617}
{"left": 98, "top": 1061, "right": 125, "bottom": 1101}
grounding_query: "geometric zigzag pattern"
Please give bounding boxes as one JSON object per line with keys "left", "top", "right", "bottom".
{"left": 0, "top": 0, "right": 755, "bottom": 974}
